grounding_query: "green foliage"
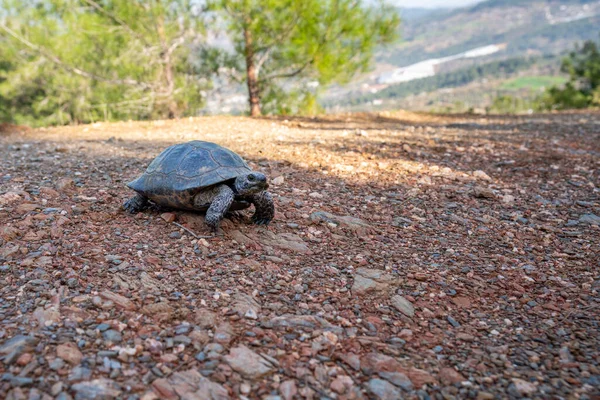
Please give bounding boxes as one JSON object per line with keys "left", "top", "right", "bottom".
{"left": 539, "top": 37, "right": 600, "bottom": 110}
{"left": 215, "top": 0, "right": 400, "bottom": 115}
{"left": 499, "top": 75, "right": 568, "bottom": 90}
{"left": 487, "top": 95, "right": 540, "bottom": 114}
{"left": 0, "top": 0, "right": 209, "bottom": 126}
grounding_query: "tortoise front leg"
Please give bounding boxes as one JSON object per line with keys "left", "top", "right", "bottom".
{"left": 250, "top": 191, "right": 274, "bottom": 225}
{"left": 123, "top": 193, "right": 149, "bottom": 214}
{"left": 202, "top": 185, "right": 235, "bottom": 230}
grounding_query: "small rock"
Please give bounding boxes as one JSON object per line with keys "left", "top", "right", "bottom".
{"left": 194, "top": 309, "right": 217, "bottom": 329}
{"left": 223, "top": 345, "right": 274, "bottom": 379}
{"left": 330, "top": 375, "right": 353, "bottom": 394}
{"left": 473, "top": 170, "right": 492, "bottom": 181}
{"left": 439, "top": 367, "right": 464, "bottom": 385}
{"left": 232, "top": 293, "right": 261, "bottom": 319}
{"left": 390, "top": 295, "right": 414, "bottom": 318}
{"left": 68, "top": 366, "right": 92, "bottom": 383}
{"left": 57, "top": 343, "right": 83, "bottom": 365}
{"left": 452, "top": 296, "right": 471, "bottom": 308}
{"left": 352, "top": 268, "right": 395, "bottom": 295}
{"left": 366, "top": 379, "right": 402, "bottom": 400}
{"left": 272, "top": 176, "right": 285, "bottom": 185}
{"left": 279, "top": 380, "right": 297, "bottom": 400}
{"left": 579, "top": 213, "right": 600, "bottom": 225}
{"left": 510, "top": 378, "right": 537, "bottom": 396}
{"left": 71, "top": 379, "right": 121, "bottom": 400}
{"left": 310, "top": 211, "right": 371, "bottom": 230}
{"left": 502, "top": 194, "right": 515, "bottom": 203}
{"left": 0, "top": 335, "right": 38, "bottom": 364}
{"left": 377, "top": 372, "right": 413, "bottom": 391}
{"left": 160, "top": 213, "right": 176, "bottom": 223}
{"left": 56, "top": 178, "right": 75, "bottom": 192}
{"left": 99, "top": 291, "right": 136, "bottom": 311}
{"left": 103, "top": 330, "right": 122, "bottom": 344}
{"left": 169, "top": 231, "right": 181, "bottom": 239}
{"left": 472, "top": 186, "right": 495, "bottom": 199}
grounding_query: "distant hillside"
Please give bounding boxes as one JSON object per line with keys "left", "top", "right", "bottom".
{"left": 386, "top": 0, "right": 600, "bottom": 66}
{"left": 323, "top": 0, "right": 600, "bottom": 112}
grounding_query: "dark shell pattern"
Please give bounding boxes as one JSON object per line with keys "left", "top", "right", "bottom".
{"left": 127, "top": 141, "right": 251, "bottom": 198}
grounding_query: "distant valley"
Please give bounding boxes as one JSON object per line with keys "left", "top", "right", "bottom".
{"left": 323, "top": 0, "right": 600, "bottom": 113}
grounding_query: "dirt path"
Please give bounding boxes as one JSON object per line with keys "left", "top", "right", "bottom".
{"left": 1, "top": 111, "right": 599, "bottom": 399}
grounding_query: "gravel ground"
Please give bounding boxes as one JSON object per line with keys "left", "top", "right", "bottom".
{"left": 0, "top": 111, "right": 599, "bottom": 400}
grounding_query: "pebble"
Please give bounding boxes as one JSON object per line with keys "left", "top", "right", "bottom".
{"left": 103, "top": 330, "right": 122, "bottom": 344}
{"left": 366, "top": 378, "right": 402, "bottom": 400}
{"left": 447, "top": 315, "right": 461, "bottom": 327}
{"left": 71, "top": 379, "right": 122, "bottom": 399}
{"left": 223, "top": 345, "right": 274, "bottom": 379}
{"left": 390, "top": 295, "right": 415, "bottom": 318}
{"left": 169, "top": 231, "right": 182, "bottom": 239}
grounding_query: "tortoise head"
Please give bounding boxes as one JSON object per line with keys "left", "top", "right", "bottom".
{"left": 234, "top": 172, "right": 269, "bottom": 195}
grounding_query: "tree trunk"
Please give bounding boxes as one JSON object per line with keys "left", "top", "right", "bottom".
{"left": 243, "top": 24, "right": 261, "bottom": 117}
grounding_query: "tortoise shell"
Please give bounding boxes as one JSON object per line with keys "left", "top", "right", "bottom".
{"left": 127, "top": 141, "right": 251, "bottom": 196}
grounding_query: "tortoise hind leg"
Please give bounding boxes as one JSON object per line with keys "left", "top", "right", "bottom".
{"left": 123, "top": 193, "right": 149, "bottom": 214}
{"left": 203, "top": 185, "right": 235, "bottom": 230}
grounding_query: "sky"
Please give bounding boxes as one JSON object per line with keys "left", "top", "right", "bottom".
{"left": 389, "top": 0, "right": 484, "bottom": 8}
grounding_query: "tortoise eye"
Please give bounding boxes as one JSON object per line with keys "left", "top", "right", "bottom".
{"left": 248, "top": 174, "right": 255, "bottom": 181}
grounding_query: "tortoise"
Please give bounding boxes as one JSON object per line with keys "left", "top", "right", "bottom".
{"left": 123, "top": 141, "right": 274, "bottom": 229}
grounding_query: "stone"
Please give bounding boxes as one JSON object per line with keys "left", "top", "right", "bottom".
{"left": 330, "top": 376, "right": 353, "bottom": 394}
{"left": 266, "top": 314, "right": 339, "bottom": 332}
{"left": 511, "top": 378, "right": 537, "bottom": 396}
{"left": 579, "top": 213, "right": 600, "bottom": 225}
{"left": 339, "top": 352, "right": 361, "bottom": 371}
{"left": 361, "top": 353, "right": 403, "bottom": 375}
{"left": 99, "top": 291, "right": 136, "bottom": 311}
{"left": 366, "top": 379, "right": 402, "bottom": 400}
{"left": 56, "top": 178, "right": 75, "bottom": 192}
{"left": 232, "top": 293, "right": 261, "bottom": 318}
{"left": 160, "top": 213, "right": 176, "bottom": 223}
{"left": 258, "top": 231, "right": 310, "bottom": 253}
{"left": 57, "top": 343, "right": 83, "bottom": 365}
{"left": 310, "top": 211, "right": 371, "bottom": 230}
{"left": 279, "top": 380, "right": 297, "bottom": 400}
{"left": 377, "top": 371, "right": 413, "bottom": 391}
{"left": 33, "top": 305, "right": 60, "bottom": 327}
{"left": 439, "top": 367, "right": 465, "bottom": 385}
{"left": 68, "top": 366, "right": 92, "bottom": 383}
{"left": 153, "top": 369, "right": 230, "bottom": 400}
{"left": 71, "top": 379, "right": 122, "bottom": 400}
{"left": 452, "top": 296, "right": 471, "bottom": 308}
{"left": 390, "top": 295, "right": 414, "bottom": 318}
{"left": 0, "top": 335, "right": 38, "bottom": 364}
{"left": 407, "top": 368, "right": 437, "bottom": 387}
{"left": 0, "top": 192, "right": 22, "bottom": 205}
{"left": 473, "top": 170, "right": 492, "bottom": 181}
{"left": 472, "top": 186, "right": 495, "bottom": 199}
{"left": 352, "top": 268, "right": 395, "bottom": 295}
{"left": 194, "top": 309, "right": 217, "bottom": 329}
{"left": 223, "top": 345, "right": 274, "bottom": 379}
{"left": 103, "top": 330, "right": 122, "bottom": 344}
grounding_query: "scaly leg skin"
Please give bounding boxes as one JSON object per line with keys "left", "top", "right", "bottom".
{"left": 123, "top": 193, "right": 149, "bottom": 214}
{"left": 203, "top": 185, "right": 235, "bottom": 231}
{"left": 250, "top": 191, "right": 275, "bottom": 225}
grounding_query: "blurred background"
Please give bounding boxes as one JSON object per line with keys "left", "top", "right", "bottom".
{"left": 1, "top": 0, "right": 599, "bottom": 126}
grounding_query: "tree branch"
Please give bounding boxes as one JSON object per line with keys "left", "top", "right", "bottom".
{"left": 259, "top": 60, "right": 313, "bottom": 83}
{"left": 81, "top": 0, "right": 152, "bottom": 48}
{"left": 0, "top": 23, "right": 151, "bottom": 89}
